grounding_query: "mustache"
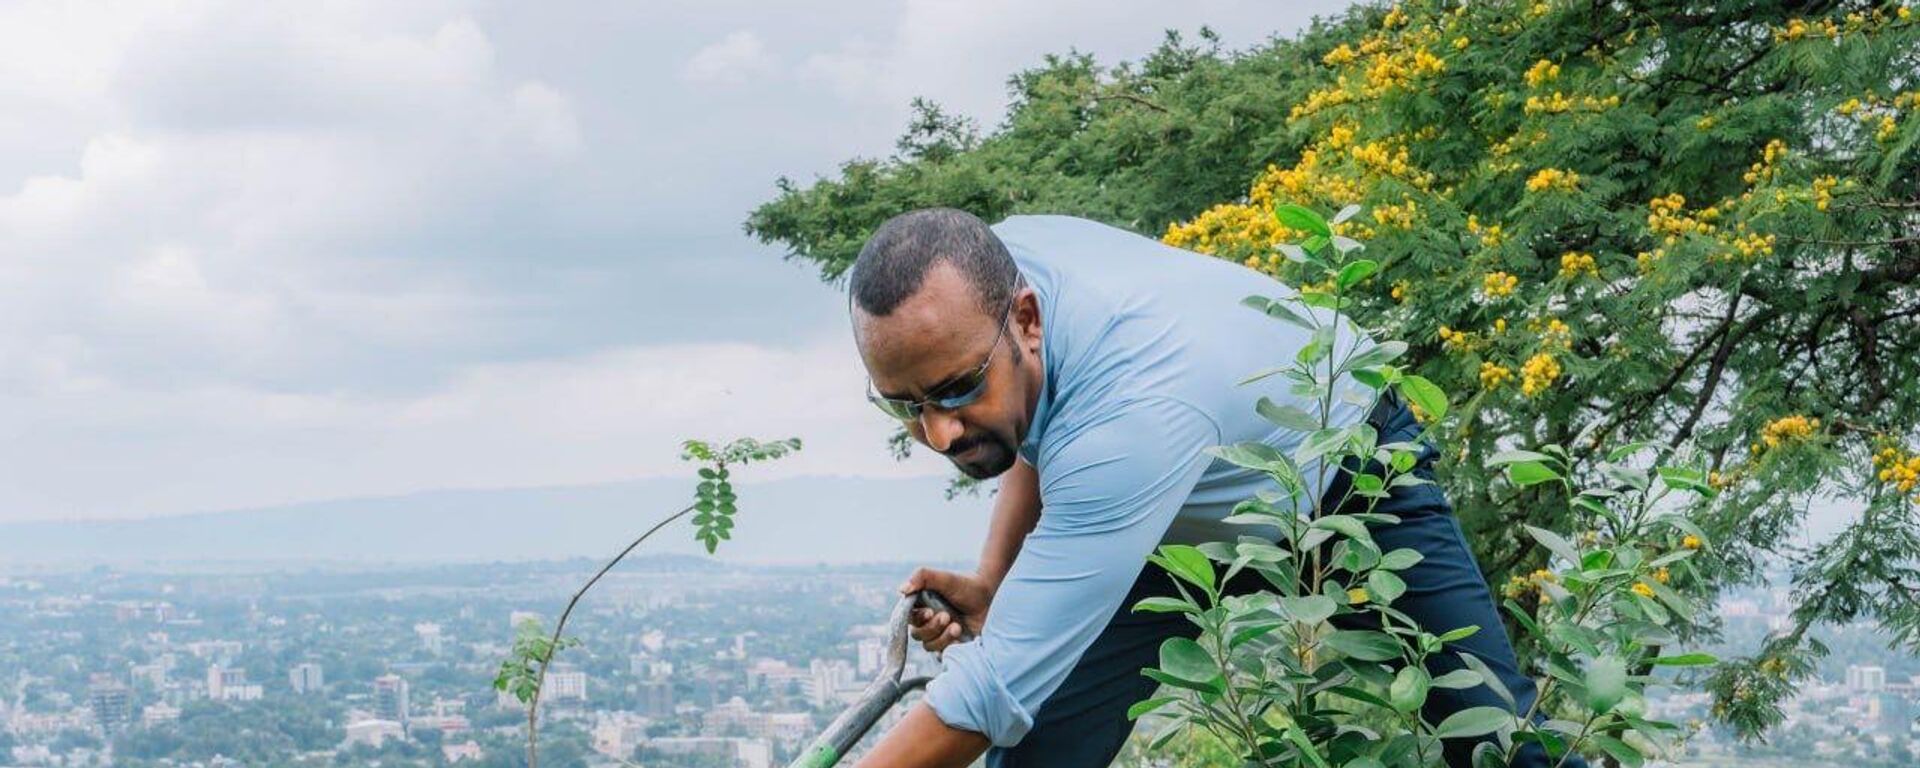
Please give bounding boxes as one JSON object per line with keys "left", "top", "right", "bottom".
{"left": 942, "top": 434, "right": 987, "bottom": 457}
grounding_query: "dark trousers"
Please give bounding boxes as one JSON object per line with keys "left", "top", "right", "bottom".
{"left": 986, "top": 398, "right": 1580, "bottom": 768}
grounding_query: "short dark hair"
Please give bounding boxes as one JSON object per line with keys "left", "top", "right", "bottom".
{"left": 850, "top": 208, "right": 1020, "bottom": 317}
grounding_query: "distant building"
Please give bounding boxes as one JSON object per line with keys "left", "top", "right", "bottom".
{"left": 1849, "top": 664, "right": 1888, "bottom": 693}
{"left": 638, "top": 680, "right": 674, "bottom": 718}
{"left": 373, "top": 674, "right": 411, "bottom": 725}
{"left": 807, "top": 660, "right": 856, "bottom": 706}
{"left": 289, "top": 662, "right": 324, "bottom": 694}
{"left": 593, "top": 716, "right": 652, "bottom": 759}
{"left": 547, "top": 664, "right": 587, "bottom": 702}
{"left": 1874, "top": 692, "right": 1912, "bottom": 736}
{"left": 87, "top": 677, "right": 132, "bottom": 735}
{"left": 206, "top": 665, "right": 259, "bottom": 701}
{"left": 642, "top": 737, "right": 772, "bottom": 768}
{"left": 140, "top": 703, "right": 181, "bottom": 727}
{"left": 442, "top": 740, "right": 484, "bottom": 763}
{"left": 415, "top": 623, "right": 445, "bottom": 654}
{"left": 343, "top": 719, "right": 405, "bottom": 749}
{"left": 857, "top": 638, "right": 886, "bottom": 677}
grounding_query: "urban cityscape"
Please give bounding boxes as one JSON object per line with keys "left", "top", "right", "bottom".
{"left": 1, "top": 558, "right": 1915, "bottom": 767}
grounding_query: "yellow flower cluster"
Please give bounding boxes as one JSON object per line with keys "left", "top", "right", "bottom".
{"left": 1646, "top": 193, "right": 1716, "bottom": 244}
{"left": 1349, "top": 140, "right": 1435, "bottom": 188}
{"left": 1696, "top": 114, "right": 1717, "bottom": 130}
{"left": 1655, "top": 567, "right": 1672, "bottom": 583}
{"left": 1482, "top": 271, "right": 1519, "bottom": 298}
{"left": 1636, "top": 249, "right": 1665, "bottom": 275}
{"left": 1759, "top": 415, "right": 1821, "bottom": 449}
{"left": 1774, "top": 17, "right": 1843, "bottom": 42}
{"left": 1559, "top": 251, "right": 1597, "bottom": 279}
{"left": 1524, "top": 91, "right": 1621, "bottom": 115}
{"left": 1438, "top": 325, "right": 1474, "bottom": 350}
{"left": 1721, "top": 230, "right": 1777, "bottom": 262}
{"left": 1682, "top": 534, "right": 1703, "bottom": 550}
{"left": 1371, "top": 198, "right": 1420, "bottom": 229}
{"left": 1390, "top": 280, "right": 1409, "bottom": 302}
{"left": 1162, "top": 200, "right": 1301, "bottom": 259}
{"left": 1873, "top": 445, "right": 1920, "bottom": 500}
{"left": 1631, "top": 582, "right": 1656, "bottom": 598}
{"left": 1467, "top": 215, "right": 1506, "bottom": 247}
{"left": 1743, "top": 139, "right": 1789, "bottom": 185}
{"left": 1520, "top": 352, "right": 1561, "bottom": 396}
{"left": 1526, "top": 167, "right": 1580, "bottom": 192}
{"left": 1525, "top": 59, "right": 1561, "bottom": 88}
{"left": 1501, "top": 568, "right": 1559, "bottom": 602}
{"left": 1531, "top": 317, "right": 1572, "bottom": 349}
{"left": 1812, "top": 175, "right": 1838, "bottom": 211}
{"left": 1479, "top": 362, "right": 1513, "bottom": 389}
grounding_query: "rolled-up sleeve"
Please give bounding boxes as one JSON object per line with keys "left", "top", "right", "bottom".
{"left": 924, "top": 396, "right": 1219, "bottom": 746}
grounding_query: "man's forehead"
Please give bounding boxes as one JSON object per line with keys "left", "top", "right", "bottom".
{"left": 854, "top": 264, "right": 996, "bottom": 390}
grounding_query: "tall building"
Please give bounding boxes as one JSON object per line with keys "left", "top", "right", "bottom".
{"left": 415, "top": 623, "right": 445, "bottom": 655}
{"left": 289, "top": 662, "right": 324, "bottom": 694}
{"left": 1848, "top": 664, "right": 1888, "bottom": 693}
{"left": 373, "top": 674, "right": 411, "bottom": 725}
{"left": 88, "top": 677, "right": 132, "bottom": 735}
{"left": 547, "top": 663, "right": 588, "bottom": 702}
{"left": 857, "top": 639, "right": 886, "bottom": 677}
{"left": 639, "top": 680, "right": 674, "bottom": 718}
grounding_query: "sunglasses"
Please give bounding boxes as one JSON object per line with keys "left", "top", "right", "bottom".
{"left": 867, "top": 291, "right": 1017, "bottom": 422}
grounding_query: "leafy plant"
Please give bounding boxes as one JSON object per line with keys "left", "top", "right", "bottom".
{"left": 492, "top": 436, "right": 800, "bottom": 768}
{"left": 1130, "top": 204, "right": 1716, "bottom": 767}
{"left": 749, "top": 2, "right": 1920, "bottom": 729}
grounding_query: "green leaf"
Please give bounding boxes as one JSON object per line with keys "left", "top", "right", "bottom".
{"left": 1207, "top": 442, "right": 1287, "bottom": 472}
{"left": 1457, "top": 652, "right": 1515, "bottom": 710}
{"left": 1431, "top": 706, "right": 1514, "bottom": 739}
{"left": 1331, "top": 203, "right": 1362, "bottom": 225}
{"left": 1337, "top": 259, "right": 1379, "bottom": 290}
{"left": 1590, "top": 735, "right": 1643, "bottom": 768}
{"left": 1436, "top": 625, "right": 1481, "bottom": 644}
{"left": 1524, "top": 525, "right": 1582, "bottom": 566}
{"left": 1431, "top": 669, "right": 1483, "bottom": 689}
{"left": 1295, "top": 427, "right": 1350, "bottom": 463}
{"left": 1240, "top": 294, "right": 1314, "bottom": 330}
{"left": 1380, "top": 548, "right": 1424, "bottom": 571}
{"left": 1586, "top": 654, "right": 1628, "bottom": 713}
{"left": 1389, "top": 666, "right": 1429, "bottom": 713}
{"left": 1505, "top": 461, "right": 1561, "bottom": 487}
{"left": 1282, "top": 595, "right": 1338, "bottom": 625}
{"left": 1133, "top": 596, "right": 1198, "bottom": 614}
{"left": 1275, "top": 203, "right": 1331, "bottom": 237}
{"left": 1151, "top": 545, "right": 1217, "bottom": 594}
{"left": 1156, "top": 637, "right": 1223, "bottom": 692}
{"left": 1367, "top": 570, "right": 1407, "bottom": 604}
{"left": 1257, "top": 397, "right": 1322, "bottom": 431}
{"left": 1325, "top": 630, "right": 1401, "bottom": 661}
{"left": 1344, "top": 341, "right": 1407, "bottom": 372}
{"left": 1126, "top": 696, "right": 1179, "bottom": 720}
{"left": 1486, "top": 449, "right": 1555, "bottom": 466}
{"left": 1311, "top": 514, "right": 1371, "bottom": 541}
{"left": 1397, "top": 375, "right": 1448, "bottom": 421}
{"left": 1649, "top": 652, "right": 1718, "bottom": 667}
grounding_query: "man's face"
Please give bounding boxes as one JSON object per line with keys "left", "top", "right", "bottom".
{"left": 854, "top": 262, "right": 1041, "bottom": 480}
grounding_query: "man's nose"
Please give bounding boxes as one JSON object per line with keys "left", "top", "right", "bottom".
{"left": 919, "top": 409, "right": 964, "bottom": 453}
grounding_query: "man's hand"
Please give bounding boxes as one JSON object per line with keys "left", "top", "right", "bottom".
{"left": 900, "top": 567, "right": 993, "bottom": 653}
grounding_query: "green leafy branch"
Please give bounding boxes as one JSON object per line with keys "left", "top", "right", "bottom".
{"left": 492, "top": 436, "right": 800, "bottom": 768}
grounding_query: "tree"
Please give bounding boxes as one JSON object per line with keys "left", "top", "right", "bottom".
{"left": 746, "top": 0, "right": 1920, "bottom": 737}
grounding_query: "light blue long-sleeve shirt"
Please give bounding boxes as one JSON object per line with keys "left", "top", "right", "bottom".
{"left": 921, "top": 215, "right": 1369, "bottom": 746}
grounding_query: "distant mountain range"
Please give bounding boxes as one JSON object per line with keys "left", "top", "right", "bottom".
{"left": 0, "top": 475, "right": 992, "bottom": 567}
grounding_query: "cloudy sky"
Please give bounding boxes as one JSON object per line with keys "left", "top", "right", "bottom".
{"left": 0, "top": 0, "right": 1349, "bottom": 523}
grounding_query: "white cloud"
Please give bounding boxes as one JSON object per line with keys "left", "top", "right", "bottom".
{"left": 681, "top": 30, "right": 774, "bottom": 86}
{"left": 0, "top": 333, "right": 948, "bottom": 521}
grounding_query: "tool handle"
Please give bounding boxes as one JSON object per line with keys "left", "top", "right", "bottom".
{"left": 912, "top": 588, "right": 975, "bottom": 643}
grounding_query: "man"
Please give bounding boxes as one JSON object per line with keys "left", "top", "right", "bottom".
{"left": 847, "top": 208, "right": 1564, "bottom": 767}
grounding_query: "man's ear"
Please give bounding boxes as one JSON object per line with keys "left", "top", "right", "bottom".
{"left": 1013, "top": 287, "right": 1042, "bottom": 354}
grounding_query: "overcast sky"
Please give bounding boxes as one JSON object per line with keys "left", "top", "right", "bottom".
{"left": 0, "top": 0, "right": 1351, "bottom": 523}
